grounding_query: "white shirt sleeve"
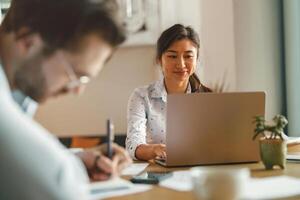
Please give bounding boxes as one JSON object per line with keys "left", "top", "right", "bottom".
{"left": 126, "top": 88, "right": 148, "bottom": 160}
{"left": 0, "top": 94, "right": 89, "bottom": 200}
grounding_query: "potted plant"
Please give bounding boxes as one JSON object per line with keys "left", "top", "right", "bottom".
{"left": 253, "top": 114, "right": 288, "bottom": 170}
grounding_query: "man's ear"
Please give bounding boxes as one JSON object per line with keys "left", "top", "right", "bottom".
{"left": 15, "top": 27, "right": 44, "bottom": 57}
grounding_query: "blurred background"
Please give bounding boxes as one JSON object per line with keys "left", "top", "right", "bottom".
{"left": 1, "top": 0, "right": 299, "bottom": 140}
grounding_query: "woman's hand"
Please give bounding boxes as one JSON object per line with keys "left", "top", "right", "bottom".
{"left": 135, "top": 143, "right": 167, "bottom": 161}
{"left": 152, "top": 144, "right": 167, "bottom": 160}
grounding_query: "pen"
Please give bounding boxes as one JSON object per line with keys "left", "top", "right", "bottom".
{"left": 107, "top": 119, "right": 114, "bottom": 159}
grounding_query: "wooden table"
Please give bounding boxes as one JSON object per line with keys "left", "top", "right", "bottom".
{"left": 107, "top": 161, "right": 300, "bottom": 200}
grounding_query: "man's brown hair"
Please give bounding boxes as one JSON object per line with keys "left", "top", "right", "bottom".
{"left": 2, "top": 0, "right": 126, "bottom": 51}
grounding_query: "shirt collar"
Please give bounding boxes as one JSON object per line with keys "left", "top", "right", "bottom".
{"left": 150, "top": 79, "right": 192, "bottom": 102}
{"left": 12, "top": 90, "right": 38, "bottom": 117}
{"left": 0, "top": 63, "right": 11, "bottom": 95}
{"left": 150, "top": 79, "right": 167, "bottom": 102}
{"left": 0, "top": 64, "right": 38, "bottom": 116}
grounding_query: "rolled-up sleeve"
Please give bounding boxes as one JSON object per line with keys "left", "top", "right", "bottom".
{"left": 126, "top": 89, "right": 148, "bottom": 159}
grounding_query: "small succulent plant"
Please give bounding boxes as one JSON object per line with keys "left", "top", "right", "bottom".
{"left": 253, "top": 114, "right": 288, "bottom": 140}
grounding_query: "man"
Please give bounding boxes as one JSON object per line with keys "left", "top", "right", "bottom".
{"left": 0, "top": 0, "right": 132, "bottom": 199}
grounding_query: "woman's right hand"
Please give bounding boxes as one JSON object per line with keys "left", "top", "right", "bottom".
{"left": 135, "top": 144, "right": 167, "bottom": 161}
{"left": 152, "top": 144, "right": 166, "bottom": 160}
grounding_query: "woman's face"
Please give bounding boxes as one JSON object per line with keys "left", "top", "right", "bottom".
{"left": 160, "top": 39, "right": 198, "bottom": 84}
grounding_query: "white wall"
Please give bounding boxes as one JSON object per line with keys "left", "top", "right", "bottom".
{"left": 283, "top": 0, "right": 300, "bottom": 136}
{"left": 200, "top": 0, "right": 284, "bottom": 119}
{"left": 233, "top": 0, "right": 284, "bottom": 119}
{"left": 199, "top": 0, "right": 236, "bottom": 91}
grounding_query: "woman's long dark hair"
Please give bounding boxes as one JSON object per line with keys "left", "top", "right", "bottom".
{"left": 156, "top": 24, "right": 212, "bottom": 93}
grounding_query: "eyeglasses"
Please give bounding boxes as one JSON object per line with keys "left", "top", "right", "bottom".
{"left": 62, "top": 55, "right": 90, "bottom": 90}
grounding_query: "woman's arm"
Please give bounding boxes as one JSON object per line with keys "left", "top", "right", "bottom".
{"left": 126, "top": 89, "right": 148, "bottom": 159}
{"left": 126, "top": 88, "right": 167, "bottom": 161}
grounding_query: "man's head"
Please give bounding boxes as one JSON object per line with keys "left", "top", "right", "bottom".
{"left": 0, "top": 0, "right": 125, "bottom": 102}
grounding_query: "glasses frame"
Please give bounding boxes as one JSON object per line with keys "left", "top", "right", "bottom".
{"left": 61, "top": 54, "right": 90, "bottom": 90}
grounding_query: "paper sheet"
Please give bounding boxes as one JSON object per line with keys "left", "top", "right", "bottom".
{"left": 159, "top": 170, "right": 300, "bottom": 199}
{"left": 242, "top": 176, "right": 300, "bottom": 199}
{"left": 159, "top": 170, "right": 193, "bottom": 191}
{"left": 121, "top": 163, "right": 149, "bottom": 176}
{"left": 287, "top": 154, "right": 300, "bottom": 161}
{"left": 287, "top": 136, "right": 300, "bottom": 146}
{"left": 88, "top": 177, "right": 151, "bottom": 200}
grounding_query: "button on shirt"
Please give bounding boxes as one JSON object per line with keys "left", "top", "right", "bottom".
{"left": 126, "top": 79, "right": 191, "bottom": 159}
{"left": 0, "top": 64, "right": 89, "bottom": 200}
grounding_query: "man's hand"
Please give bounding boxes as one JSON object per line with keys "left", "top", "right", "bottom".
{"left": 76, "top": 143, "right": 132, "bottom": 181}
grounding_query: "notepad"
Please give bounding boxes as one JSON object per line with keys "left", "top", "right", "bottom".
{"left": 88, "top": 178, "right": 151, "bottom": 200}
{"left": 242, "top": 176, "right": 300, "bottom": 199}
{"left": 287, "top": 154, "right": 300, "bottom": 162}
{"left": 286, "top": 136, "right": 300, "bottom": 147}
{"left": 159, "top": 170, "right": 193, "bottom": 191}
{"left": 159, "top": 170, "right": 300, "bottom": 199}
{"left": 121, "top": 163, "right": 149, "bottom": 176}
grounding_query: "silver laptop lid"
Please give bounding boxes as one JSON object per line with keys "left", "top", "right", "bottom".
{"left": 165, "top": 92, "right": 265, "bottom": 167}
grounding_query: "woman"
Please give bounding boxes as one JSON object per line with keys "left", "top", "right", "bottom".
{"left": 126, "top": 24, "right": 212, "bottom": 161}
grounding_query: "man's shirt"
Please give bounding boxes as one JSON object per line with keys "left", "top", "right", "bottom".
{"left": 0, "top": 64, "right": 90, "bottom": 200}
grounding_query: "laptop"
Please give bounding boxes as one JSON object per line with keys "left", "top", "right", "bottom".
{"left": 156, "top": 92, "right": 265, "bottom": 167}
